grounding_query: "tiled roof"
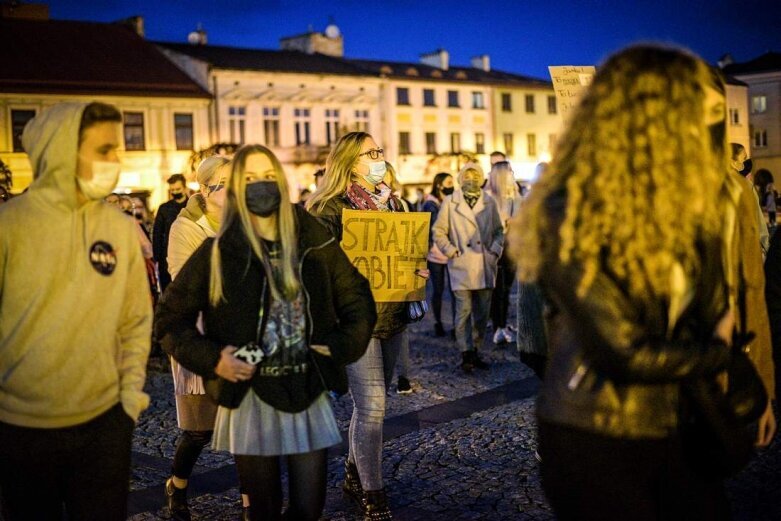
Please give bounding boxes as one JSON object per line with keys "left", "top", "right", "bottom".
{"left": 723, "top": 52, "right": 781, "bottom": 75}
{"left": 156, "top": 42, "right": 371, "bottom": 77}
{"left": 0, "top": 18, "right": 211, "bottom": 98}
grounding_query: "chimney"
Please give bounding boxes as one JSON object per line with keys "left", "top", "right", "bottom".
{"left": 420, "top": 49, "right": 449, "bottom": 70}
{"left": 470, "top": 54, "right": 490, "bottom": 72}
{"left": 0, "top": 2, "right": 49, "bottom": 20}
{"left": 280, "top": 23, "right": 344, "bottom": 57}
{"left": 187, "top": 23, "right": 207, "bottom": 45}
{"left": 116, "top": 16, "right": 145, "bottom": 37}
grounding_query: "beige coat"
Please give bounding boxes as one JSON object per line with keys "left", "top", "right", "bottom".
{"left": 432, "top": 190, "right": 504, "bottom": 291}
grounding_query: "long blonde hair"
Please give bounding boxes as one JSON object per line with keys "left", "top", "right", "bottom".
{"left": 306, "top": 131, "right": 370, "bottom": 212}
{"left": 512, "top": 44, "right": 729, "bottom": 303}
{"left": 209, "top": 144, "right": 300, "bottom": 305}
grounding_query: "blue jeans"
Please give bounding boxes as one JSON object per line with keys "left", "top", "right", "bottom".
{"left": 346, "top": 332, "right": 404, "bottom": 491}
{"left": 453, "top": 289, "right": 492, "bottom": 353}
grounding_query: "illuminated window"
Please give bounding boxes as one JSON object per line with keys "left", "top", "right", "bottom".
{"left": 450, "top": 132, "right": 461, "bottom": 153}
{"left": 503, "top": 133, "right": 514, "bottom": 156}
{"left": 752, "top": 96, "right": 767, "bottom": 114}
{"left": 475, "top": 132, "right": 485, "bottom": 154}
{"left": 11, "top": 109, "right": 35, "bottom": 152}
{"left": 399, "top": 131, "right": 411, "bottom": 154}
{"left": 123, "top": 111, "right": 145, "bottom": 151}
{"left": 501, "top": 93, "right": 512, "bottom": 112}
{"left": 527, "top": 133, "right": 537, "bottom": 157}
{"left": 448, "top": 90, "right": 460, "bottom": 108}
{"left": 548, "top": 95, "right": 557, "bottom": 114}
{"left": 754, "top": 128, "right": 768, "bottom": 148}
{"left": 325, "top": 109, "right": 340, "bottom": 145}
{"left": 729, "top": 108, "right": 740, "bottom": 126}
{"left": 263, "top": 107, "right": 280, "bottom": 147}
{"left": 426, "top": 132, "right": 437, "bottom": 154}
{"left": 354, "top": 109, "right": 369, "bottom": 132}
{"left": 525, "top": 94, "right": 535, "bottom": 114}
{"left": 228, "top": 106, "right": 245, "bottom": 144}
{"left": 472, "top": 91, "right": 485, "bottom": 109}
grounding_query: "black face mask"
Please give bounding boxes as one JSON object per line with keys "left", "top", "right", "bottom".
{"left": 740, "top": 158, "right": 753, "bottom": 177}
{"left": 708, "top": 121, "right": 726, "bottom": 156}
{"left": 246, "top": 181, "right": 281, "bottom": 217}
{"left": 441, "top": 187, "right": 454, "bottom": 196}
{"left": 173, "top": 193, "right": 186, "bottom": 202}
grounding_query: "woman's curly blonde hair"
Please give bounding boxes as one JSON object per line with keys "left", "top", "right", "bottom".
{"left": 511, "top": 44, "right": 730, "bottom": 302}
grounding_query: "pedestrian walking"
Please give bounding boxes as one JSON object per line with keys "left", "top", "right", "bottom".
{"left": 307, "top": 132, "right": 427, "bottom": 520}
{"left": 432, "top": 162, "right": 504, "bottom": 372}
{"left": 423, "top": 172, "right": 456, "bottom": 338}
{"left": 162, "top": 155, "right": 232, "bottom": 521}
{"left": 0, "top": 102, "right": 152, "bottom": 520}
{"left": 155, "top": 144, "right": 375, "bottom": 521}
{"left": 511, "top": 45, "right": 773, "bottom": 520}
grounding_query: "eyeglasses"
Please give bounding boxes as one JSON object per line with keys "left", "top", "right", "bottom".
{"left": 359, "top": 148, "right": 384, "bottom": 160}
{"left": 206, "top": 178, "right": 226, "bottom": 195}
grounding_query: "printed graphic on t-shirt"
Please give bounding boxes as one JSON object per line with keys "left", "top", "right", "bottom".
{"left": 89, "top": 241, "right": 117, "bottom": 276}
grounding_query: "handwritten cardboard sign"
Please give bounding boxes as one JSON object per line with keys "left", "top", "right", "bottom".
{"left": 548, "top": 65, "right": 597, "bottom": 120}
{"left": 340, "top": 209, "right": 430, "bottom": 302}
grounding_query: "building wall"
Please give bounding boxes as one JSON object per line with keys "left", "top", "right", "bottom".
{"left": 0, "top": 93, "right": 210, "bottom": 208}
{"left": 493, "top": 86, "right": 562, "bottom": 180}
{"left": 726, "top": 83, "right": 751, "bottom": 152}
{"left": 735, "top": 71, "right": 781, "bottom": 177}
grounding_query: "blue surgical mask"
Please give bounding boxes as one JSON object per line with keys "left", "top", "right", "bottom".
{"left": 362, "top": 161, "right": 387, "bottom": 186}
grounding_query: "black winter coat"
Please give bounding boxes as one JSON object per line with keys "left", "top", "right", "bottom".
{"left": 154, "top": 206, "right": 377, "bottom": 411}
{"left": 310, "top": 195, "right": 407, "bottom": 340}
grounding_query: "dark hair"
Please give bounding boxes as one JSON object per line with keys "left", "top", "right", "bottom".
{"left": 167, "top": 174, "right": 187, "bottom": 186}
{"left": 430, "top": 172, "right": 452, "bottom": 199}
{"left": 78, "top": 102, "right": 122, "bottom": 144}
{"left": 490, "top": 151, "right": 506, "bottom": 158}
{"left": 730, "top": 143, "right": 746, "bottom": 161}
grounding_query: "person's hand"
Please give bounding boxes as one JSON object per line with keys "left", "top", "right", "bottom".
{"left": 451, "top": 249, "right": 461, "bottom": 258}
{"left": 415, "top": 268, "right": 430, "bottom": 280}
{"left": 714, "top": 309, "right": 735, "bottom": 345}
{"left": 310, "top": 344, "right": 331, "bottom": 357}
{"left": 215, "top": 346, "right": 257, "bottom": 383}
{"left": 756, "top": 401, "right": 776, "bottom": 447}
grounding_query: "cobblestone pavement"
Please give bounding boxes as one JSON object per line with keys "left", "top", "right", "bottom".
{"left": 128, "top": 307, "right": 781, "bottom": 520}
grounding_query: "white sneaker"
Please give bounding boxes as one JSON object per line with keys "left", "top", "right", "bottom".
{"left": 493, "top": 328, "right": 506, "bottom": 344}
{"left": 503, "top": 327, "right": 516, "bottom": 343}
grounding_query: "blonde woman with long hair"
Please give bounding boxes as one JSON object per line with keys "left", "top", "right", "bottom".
{"left": 155, "top": 144, "right": 375, "bottom": 521}
{"left": 308, "top": 132, "right": 426, "bottom": 520}
{"left": 506, "top": 45, "right": 770, "bottom": 519}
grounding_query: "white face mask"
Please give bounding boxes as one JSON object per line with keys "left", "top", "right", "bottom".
{"left": 363, "top": 161, "right": 387, "bottom": 186}
{"left": 77, "top": 160, "right": 121, "bottom": 200}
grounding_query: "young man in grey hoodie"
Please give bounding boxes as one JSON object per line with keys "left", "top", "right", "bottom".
{"left": 0, "top": 102, "right": 152, "bottom": 519}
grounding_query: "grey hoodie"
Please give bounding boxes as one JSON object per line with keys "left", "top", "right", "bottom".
{"left": 0, "top": 103, "right": 152, "bottom": 428}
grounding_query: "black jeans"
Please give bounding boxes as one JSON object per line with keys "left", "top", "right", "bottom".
{"left": 490, "top": 253, "right": 516, "bottom": 329}
{"left": 172, "top": 429, "right": 213, "bottom": 479}
{"left": 538, "top": 420, "right": 730, "bottom": 521}
{"left": 0, "top": 403, "right": 135, "bottom": 521}
{"left": 428, "top": 260, "right": 455, "bottom": 326}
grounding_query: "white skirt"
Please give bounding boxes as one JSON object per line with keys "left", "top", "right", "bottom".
{"left": 212, "top": 391, "right": 341, "bottom": 456}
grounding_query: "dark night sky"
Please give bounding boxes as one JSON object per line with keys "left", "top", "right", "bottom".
{"left": 45, "top": 0, "right": 781, "bottom": 79}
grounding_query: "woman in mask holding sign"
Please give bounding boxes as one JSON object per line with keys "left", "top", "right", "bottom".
{"left": 155, "top": 144, "right": 375, "bottom": 521}
{"left": 307, "top": 132, "right": 427, "bottom": 520}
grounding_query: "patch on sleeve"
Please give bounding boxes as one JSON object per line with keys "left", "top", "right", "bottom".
{"left": 89, "top": 241, "right": 117, "bottom": 276}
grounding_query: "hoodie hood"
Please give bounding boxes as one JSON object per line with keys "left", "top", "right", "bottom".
{"left": 22, "top": 102, "right": 87, "bottom": 211}
{"left": 179, "top": 193, "right": 206, "bottom": 223}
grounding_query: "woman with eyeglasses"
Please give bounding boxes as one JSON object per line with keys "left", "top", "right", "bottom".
{"left": 161, "top": 155, "right": 235, "bottom": 520}
{"left": 307, "top": 132, "right": 426, "bottom": 520}
{"left": 155, "top": 144, "right": 375, "bottom": 521}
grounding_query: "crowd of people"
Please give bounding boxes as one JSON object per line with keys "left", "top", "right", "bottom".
{"left": 1, "top": 42, "right": 781, "bottom": 521}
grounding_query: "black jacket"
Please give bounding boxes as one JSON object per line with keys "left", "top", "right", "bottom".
{"left": 536, "top": 190, "right": 731, "bottom": 438}
{"left": 154, "top": 206, "right": 376, "bottom": 411}
{"left": 153, "top": 198, "right": 187, "bottom": 271}
{"left": 310, "top": 195, "right": 407, "bottom": 340}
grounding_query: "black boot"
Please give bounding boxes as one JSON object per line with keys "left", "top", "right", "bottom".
{"left": 461, "top": 351, "right": 474, "bottom": 373}
{"left": 472, "top": 350, "right": 489, "bottom": 370}
{"left": 164, "top": 478, "right": 191, "bottom": 521}
{"left": 362, "top": 488, "right": 393, "bottom": 520}
{"left": 343, "top": 459, "right": 363, "bottom": 504}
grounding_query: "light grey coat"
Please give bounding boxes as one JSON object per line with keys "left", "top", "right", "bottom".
{"left": 432, "top": 190, "right": 504, "bottom": 291}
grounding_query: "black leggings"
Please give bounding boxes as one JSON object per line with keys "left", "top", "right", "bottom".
{"left": 490, "top": 253, "right": 516, "bottom": 328}
{"left": 235, "top": 449, "right": 327, "bottom": 521}
{"left": 428, "top": 261, "right": 455, "bottom": 326}
{"left": 172, "top": 430, "right": 213, "bottom": 479}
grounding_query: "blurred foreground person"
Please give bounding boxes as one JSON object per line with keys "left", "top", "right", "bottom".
{"left": 0, "top": 102, "right": 152, "bottom": 520}
{"left": 509, "top": 45, "right": 773, "bottom": 520}
{"left": 163, "top": 155, "right": 231, "bottom": 520}
{"left": 156, "top": 145, "right": 375, "bottom": 521}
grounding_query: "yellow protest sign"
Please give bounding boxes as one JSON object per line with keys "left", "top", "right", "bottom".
{"left": 340, "top": 209, "right": 430, "bottom": 302}
{"left": 548, "top": 65, "right": 597, "bottom": 121}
